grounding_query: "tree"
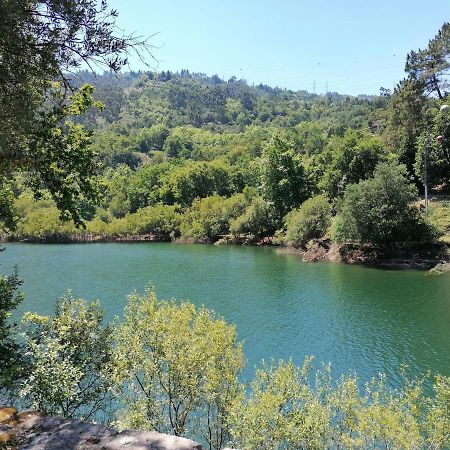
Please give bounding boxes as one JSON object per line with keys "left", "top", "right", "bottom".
{"left": 382, "top": 78, "right": 429, "bottom": 177}
{"left": 415, "top": 102, "right": 450, "bottom": 187}
{"left": 319, "top": 130, "right": 387, "bottom": 198}
{"left": 20, "top": 295, "right": 114, "bottom": 421}
{"left": 113, "top": 289, "right": 244, "bottom": 449}
{"left": 159, "top": 161, "right": 234, "bottom": 206}
{"left": 261, "top": 135, "right": 308, "bottom": 220}
{"left": 137, "top": 125, "right": 170, "bottom": 152}
{"left": 229, "top": 196, "right": 277, "bottom": 240}
{"left": 335, "top": 162, "right": 435, "bottom": 246}
{"left": 406, "top": 23, "right": 450, "bottom": 99}
{"left": 0, "top": 267, "right": 24, "bottom": 397}
{"left": 179, "top": 194, "right": 249, "bottom": 242}
{"left": 0, "top": 0, "right": 150, "bottom": 226}
{"left": 285, "top": 195, "right": 332, "bottom": 248}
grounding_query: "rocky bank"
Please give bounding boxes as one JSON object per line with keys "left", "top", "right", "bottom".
{"left": 0, "top": 407, "right": 216, "bottom": 450}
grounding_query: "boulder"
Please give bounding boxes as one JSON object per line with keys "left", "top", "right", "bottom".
{"left": 0, "top": 407, "right": 204, "bottom": 449}
{"left": 102, "top": 429, "right": 202, "bottom": 450}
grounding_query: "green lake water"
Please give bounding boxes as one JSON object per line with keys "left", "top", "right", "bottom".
{"left": 2, "top": 242, "right": 450, "bottom": 386}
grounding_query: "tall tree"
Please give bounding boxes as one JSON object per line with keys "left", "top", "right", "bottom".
{"left": 405, "top": 23, "right": 450, "bottom": 99}
{"left": 260, "top": 135, "right": 307, "bottom": 219}
{"left": 0, "top": 0, "right": 151, "bottom": 226}
{"left": 382, "top": 79, "right": 429, "bottom": 177}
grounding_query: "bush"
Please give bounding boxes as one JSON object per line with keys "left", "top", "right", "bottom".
{"left": 127, "top": 205, "right": 181, "bottom": 236}
{"left": 285, "top": 195, "right": 332, "bottom": 247}
{"left": 0, "top": 268, "right": 23, "bottom": 397}
{"left": 106, "top": 205, "right": 181, "bottom": 238}
{"left": 14, "top": 200, "right": 77, "bottom": 239}
{"left": 180, "top": 194, "right": 249, "bottom": 241}
{"left": 228, "top": 359, "right": 450, "bottom": 450}
{"left": 113, "top": 289, "right": 244, "bottom": 449}
{"left": 158, "top": 161, "right": 234, "bottom": 206}
{"left": 334, "top": 162, "right": 437, "bottom": 246}
{"left": 229, "top": 196, "right": 277, "bottom": 239}
{"left": 19, "top": 295, "right": 114, "bottom": 420}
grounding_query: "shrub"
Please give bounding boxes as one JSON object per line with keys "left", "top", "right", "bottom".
{"left": 14, "top": 201, "right": 77, "bottom": 239}
{"left": 228, "top": 359, "right": 450, "bottom": 450}
{"left": 113, "top": 289, "right": 244, "bottom": 449}
{"left": 229, "top": 196, "right": 277, "bottom": 239}
{"left": 105, "top": 205, "right": 181, "bottom": 238}
{"left": 285, "top": 195, "right": 332, "bottom": 247}
{"left": 19, "top": 295, "right": 114, "bottom": 421}
{"left": 0, "top": 268, "right": 23, "bottom": 397}
{"left": 334, "top": 162, "right": 437, "bottom": 246}
{"left": 180, "top": 194, "right": 249, "bottom": 241}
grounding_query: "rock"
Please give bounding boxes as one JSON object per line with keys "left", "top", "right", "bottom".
{"left": 0, "top": 408, "right": 204, "bottom": 450}
{"left": 429, "top": 262, "right": 450, "bottom": 274}
{"left": 83, "top": 436, "right": 100, "bottom": 445}
{"left": 0, "top": 430, "right": 15, "bottom": 443}
{"left": 0, "top": 407, "right": 17, "bottom": 423}
{"left": 102, "top": 429, "right": 202, "bottom": 450}
{"left": 19, "top": 417, "right": 115, "bottom": 449}
{"left": 33, "top": 416, "right": 66, "bottom": 432}
{"left": 16, "top": 411, "right": 45, "bottom": 431}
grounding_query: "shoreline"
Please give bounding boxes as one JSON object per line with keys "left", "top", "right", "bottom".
{"left": 278, "top": 239, "right": 450, "bottom": 272}
{"left": 3, "top": 234, "right": 450, "bottom": 272}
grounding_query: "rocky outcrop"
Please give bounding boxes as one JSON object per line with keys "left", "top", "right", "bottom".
{"left": 0, "top": 407, "right": 202, "bottom": 450}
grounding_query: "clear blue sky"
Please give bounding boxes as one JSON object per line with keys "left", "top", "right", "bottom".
{"left": 108, "top": 0, "right": 449, "bottom": 95}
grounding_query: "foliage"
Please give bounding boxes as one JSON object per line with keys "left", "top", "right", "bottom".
{"left": 180, "top": 194, "right": 249, "bottom": 241}
{"left": 113, "top": 289, "right": 244, "bottom": 449}
{"left": 319, "top": 130, "right": 387, "bottom": 198}
{"left": 159, "top": 161, "right": 236, "bottom": 207}
{"left": 405, "top": 22, "right": 450, "bottom": 99}
{"left": 19, "top": 295, "right": 114, "bottom": 420}
{"left": 415, "top": 102, "right": 450, "bottom": 187}
{"left": 382, "top": 79, "right": 429, "bottom": 176}
{"left": 285, "top": 195, "right": 332, "bottom": 247}
{"left": 229, "top": 196, "right": 277, "bottom": 239}
{"left": 334, "top": 163, "right": 436, "bottom": 246}
{"left": 137, "top": 125, "right": 170, "bottom": 152}
{"left": 261, "top": 135, "right": 308, "bottom": 220}
{"left": 3, "top": 85, "right": 104, "bottom": 226}
{"left": 0, "top": 267, "right": 24, "bottom": 395}
{"left": 0, "top": 182, "right": 18, "bottom": 233}
{"left": 1, "top": 287, "right": 450, "bottom": 449}
{"left": 0, "top": 0, "right": 149, "bottom": 225}
{"left": 429, "top": 200, "right": 450, "bottom": 239}
{"left": 228, "top": 359, "right": 450, "bottom": 450}
{"left": 107, "top": 205, "right": 181, "bottom": 237}
{"left": 6, "top": 23, "right": 450, "bottom": 245}
{"left": 14, "top": 198, "right": 78, "bottom": 240}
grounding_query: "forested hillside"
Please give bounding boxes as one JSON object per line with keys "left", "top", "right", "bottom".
{"left": 6, "top": 27, "right": 450, "bottom": 252}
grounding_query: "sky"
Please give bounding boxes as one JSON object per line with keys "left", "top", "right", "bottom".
{"left": 107, "top": 0, "right": 449, "bottom": 96}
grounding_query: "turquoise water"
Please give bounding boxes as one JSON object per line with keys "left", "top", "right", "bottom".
{"left": 2, "top": 242, "right": 450, "bottom": 386}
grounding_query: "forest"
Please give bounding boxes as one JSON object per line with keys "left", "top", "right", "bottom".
{"left": 4, "top": 56, "right": 450, "bottom": 259}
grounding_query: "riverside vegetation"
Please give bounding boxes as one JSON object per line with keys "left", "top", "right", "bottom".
{"left": 1, "top": 2, "right": 450, "bottom": 448}
{"left": 1, "top": 285, "right": 450, "bottom": 449}
{"left": 3, "top": 69, "right": 450, "bottom": 264}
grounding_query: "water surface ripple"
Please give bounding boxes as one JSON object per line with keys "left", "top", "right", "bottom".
{"left": 3, "top": 242, "right": 450, "bottom": 386}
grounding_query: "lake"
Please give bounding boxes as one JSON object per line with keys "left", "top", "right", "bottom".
{"left": 2, "top": 242, "right": 450, "bottom": 387}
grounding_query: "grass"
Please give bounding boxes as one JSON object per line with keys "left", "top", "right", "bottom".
{"left": 428, "top": 199, "right": 450, "bottom": 243}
